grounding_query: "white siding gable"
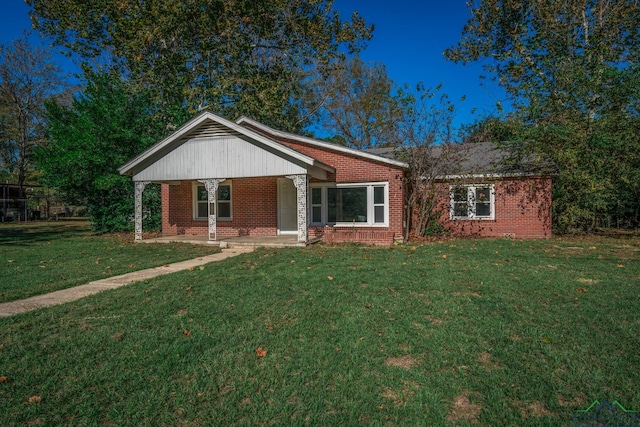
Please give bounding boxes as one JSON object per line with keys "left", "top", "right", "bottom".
{"left": 132, "top": 135, "right": 307, "bottom": 181}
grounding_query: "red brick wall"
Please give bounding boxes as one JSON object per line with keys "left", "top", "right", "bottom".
{"left": 311, "top": 226, "right": 399, "bottom": 246}
{"left": 252, "top": 131, "right": 406, "bottom": 243}
{"left": 162, "top": 129, "right": 407, "bottom": 245}
{"left": 428, "top": 176, "right": 552, "bottom": 239}
{"left": 162, "top": 177, "right": 279, "bottom": 237}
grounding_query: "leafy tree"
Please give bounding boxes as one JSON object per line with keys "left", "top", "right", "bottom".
{"left": 0, "top": 33, "right": 65, "bottom": 197}
{"left": 445, "top": 0, "right": 640, "bottom": 114}
{"left": 394, "top": 85, "right": 466, "bottom": 240}
{"left": 446, "top": 0, "right": 640, "bottom": 231}
{"left": 28, "top": 0, "right": 373, "bottom": 132}
{"left": 37, "top": 71, "right": 171, "bottom": 232}
{"left": 305, "top": 58, "right": 406, "bottom": 149}
{"left": 460, "top": 115, "right": 523, "bottom": 145}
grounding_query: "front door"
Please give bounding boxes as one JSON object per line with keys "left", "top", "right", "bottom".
{"left": 278, "top": 178, "right": 298, "bottom": 234}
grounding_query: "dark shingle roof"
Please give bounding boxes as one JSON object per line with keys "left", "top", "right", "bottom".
{"left": 367, "top": 141, "right": 552, "bottom": 176}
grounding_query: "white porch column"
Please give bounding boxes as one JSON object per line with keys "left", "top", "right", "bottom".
{"left": 134, "top": 181, "right": 150, "bottom": 241}
{"left": 198, "top": 178, "right": 225, "bottom": 241}
{"left": 286, "top": 174, "right": 309, "bottom": 243}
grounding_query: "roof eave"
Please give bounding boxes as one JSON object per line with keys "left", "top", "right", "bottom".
{"left": 236, "top": 116, "right": 409, "bottom": 169}
{"left": 432, "top": 172, "right": 550, "bottom": 180}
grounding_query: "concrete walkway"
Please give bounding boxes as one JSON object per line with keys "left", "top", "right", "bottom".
{"left": 0, "top": 246, "right": 255, "bottom": 318}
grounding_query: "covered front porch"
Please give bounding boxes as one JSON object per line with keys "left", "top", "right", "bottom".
{"left": 119, "top": 112, "right": 335, "bottom": 244}
{"left": 133, "top": 174, "right": 322, "bottom": 244}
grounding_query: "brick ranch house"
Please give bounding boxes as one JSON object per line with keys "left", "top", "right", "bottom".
{"left": 370, "top": 143, "right": 553, "bottom": 239}
{"left": 119, "top": 111, "right": 551, "bottom": 245}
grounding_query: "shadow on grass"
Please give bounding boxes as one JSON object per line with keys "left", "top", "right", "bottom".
{"left": 0, "top": 221, "right": 92, "bottom": 245}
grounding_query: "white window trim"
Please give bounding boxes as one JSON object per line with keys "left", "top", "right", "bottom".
{"left": 192, "top": 180, "right": 232, "bottom": 221}
{"left": 309, "top": 182, "right": 389, "bottom": 227}
{"left": 310, "top": 187, "right": 323, "bottom": 225}
{"left": 449, "top": 184, "right": 495, "bottom": 220}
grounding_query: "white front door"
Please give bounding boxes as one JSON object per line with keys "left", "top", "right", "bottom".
{"left": 278, "top": 178, "right": 298, "bottom": 234}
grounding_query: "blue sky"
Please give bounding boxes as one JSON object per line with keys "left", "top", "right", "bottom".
{"left": 1, "top": 0, "right": 507, "bottom": 129}
{"left": 334, "top": 1, "right": 508, "bottom": 125}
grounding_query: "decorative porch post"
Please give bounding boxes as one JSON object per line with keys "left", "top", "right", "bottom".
{"left": 134, "top": 181, "right": 150, "bottom": 241}
{"left": 286, "top": 174, "right": 309, "bottom": 243}
{"left": 198, "top": 178, "right": 225, "bottom": 241}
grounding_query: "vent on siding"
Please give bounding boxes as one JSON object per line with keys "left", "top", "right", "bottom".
{"left": 183, "top": 120, "right": 241, "bottom": 139}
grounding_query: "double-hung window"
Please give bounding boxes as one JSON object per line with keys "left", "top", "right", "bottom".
{"left": 310, "top": 182, "right": 388, "bottom": 226}
{"left": 311, "top": 187, "right": 323, "bottom": 224}
{"left": 450, "top": 184, "right": 494, "bottom": 220}
{"left": 193, "top": 181, "right": 232, "bottom": 220}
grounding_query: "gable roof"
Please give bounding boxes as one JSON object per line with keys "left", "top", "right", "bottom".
{"left": 118, "top": 111, "right": 335, "bottom": 177}
{"left": 236, "top": 116, "right": 409, "bottom": 169}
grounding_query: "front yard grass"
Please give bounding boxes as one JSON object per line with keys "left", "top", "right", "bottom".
{"left": 0, "top": 221, "right": 219, "bottom": 303}
{"left": 0, "top": 235, "right": 638, "bottom": 425}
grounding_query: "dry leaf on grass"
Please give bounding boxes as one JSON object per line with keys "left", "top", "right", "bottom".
{"left": 28, "top": 396, "right": 41, "bottom": 403}
{"left": 327, "top": 276, "right": 334, "bottom": 281}
{"left": 0, "top": 375, "right": 8, "bottom": 383}
{"left": 255, "top": 346, "right": 267, "bottom": 357}
{"left": 183, "top": 330, "right": 191, "bottom": 337}
{"left": 111, "top": 332, "right": 124, "bottom": 341}
{"left": 425, "top": 315, "right": 442, "bottom": 325}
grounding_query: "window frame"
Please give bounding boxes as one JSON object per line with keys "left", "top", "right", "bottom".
{"left": 311, "top": 187, "right": 323, "bottom": 224}
{"left": 449, "top": 184, "right": 495, "bottom": 220}
{"left": 309, "top": 182, "right": 389, "bottom": 227}
{"left": 192, "top": 181, "right": 232, "bottom": 221}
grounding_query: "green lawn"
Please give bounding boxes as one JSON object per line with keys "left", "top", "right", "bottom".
{"left": 0, "top": 221, "right": 220, "bottom": 303}
{"left": 0, "top": 234, "right": 639, "bottom": 426}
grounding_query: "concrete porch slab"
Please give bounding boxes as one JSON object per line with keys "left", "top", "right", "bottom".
{"left": 139, "top": 234, "right": 321, "bottom": 247}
